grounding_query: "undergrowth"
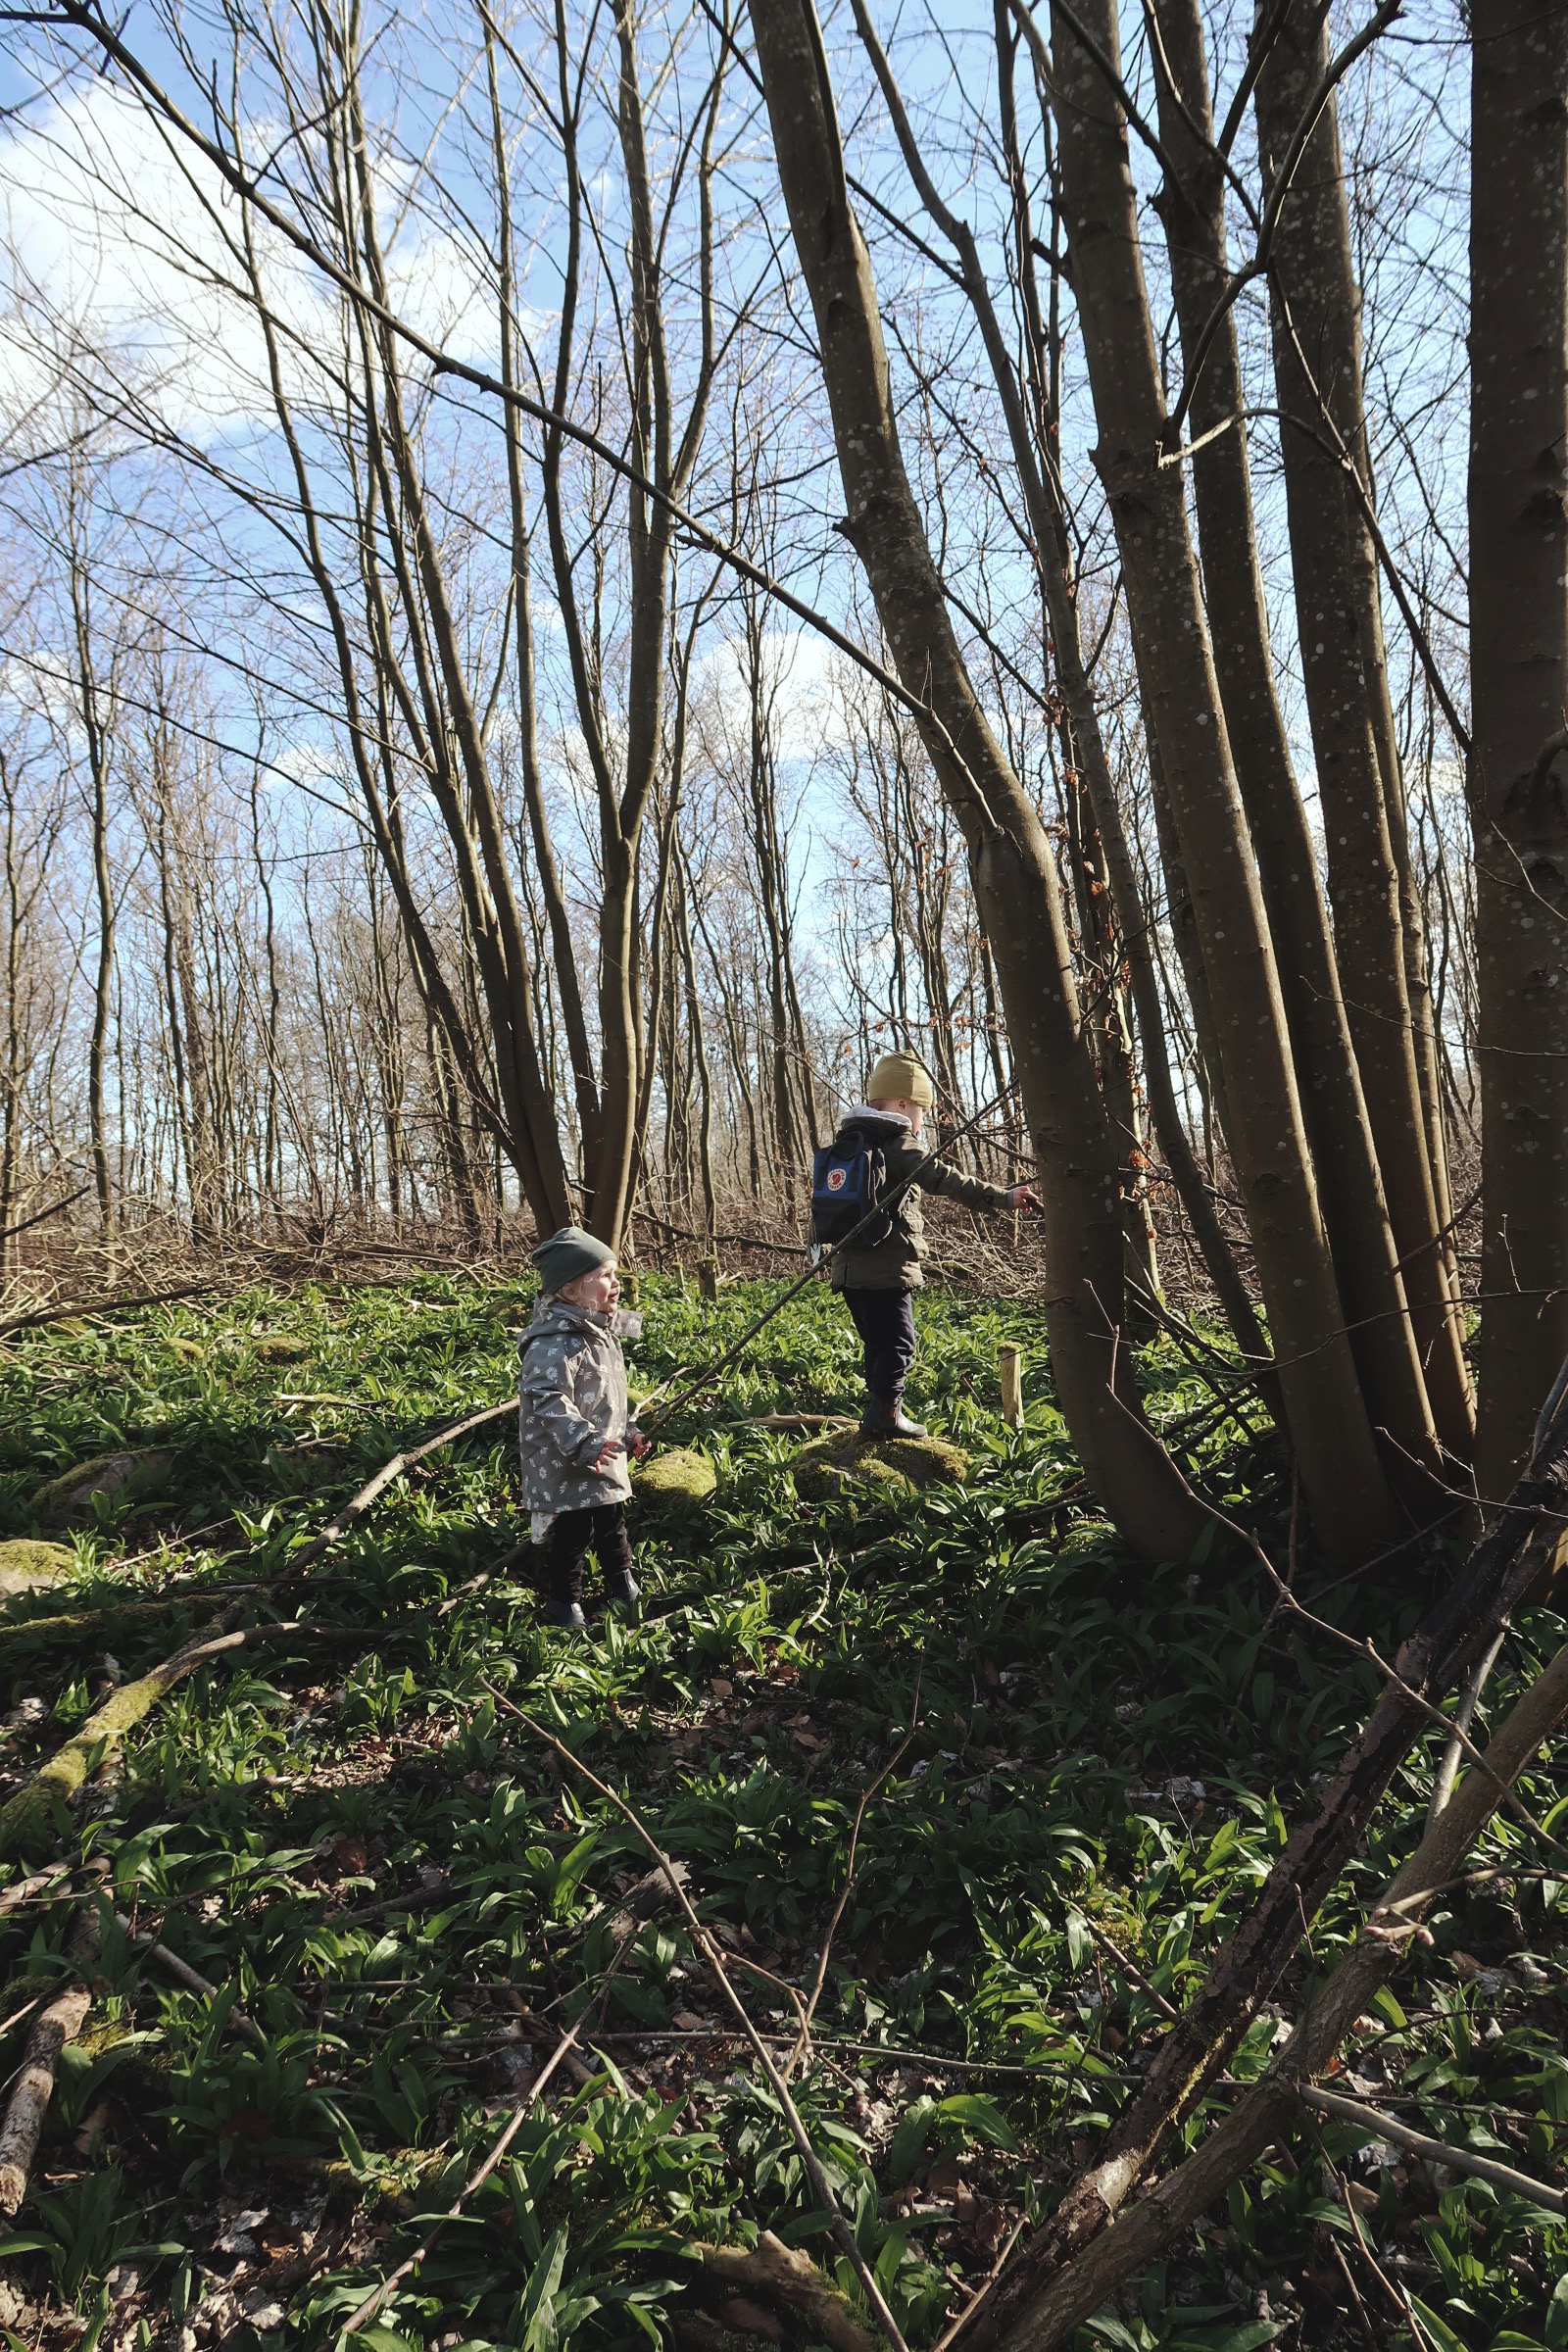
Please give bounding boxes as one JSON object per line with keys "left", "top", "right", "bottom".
{"left": 0, "top": 1275, "right": 1563, "bottom": 2351}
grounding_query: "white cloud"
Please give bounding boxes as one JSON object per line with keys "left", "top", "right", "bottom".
{"left": 0, "top": 78, "right": 524, "bottom": 445}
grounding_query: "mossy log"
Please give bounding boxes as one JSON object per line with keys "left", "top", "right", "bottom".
{"left": 791, "top": 1429, "right": 968, "bottom": 1502}
{"left": 0, "top": 1628, "right": 242, "bottom": 1862}
{"left": 0, "top": 1541, "right": 75, "bottom": 1598}
{"left": 253, "top": 1335, "right": 308, "bottom": 1363}
{"left": 30, "top": 1449, "right": 172, "bottom": 1528}
{"left": 0, "top": 1593, "right": 224, "bottom": 1656}
{"left": 633, "top": 1448, "right": 718, "bottom": 1505}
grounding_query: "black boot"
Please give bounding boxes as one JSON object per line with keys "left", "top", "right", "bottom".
{"left": 543, "top": 1597, "right": 586, "bottom": 1630}
{"left": 604, "top": 1566, "right": 641, "bottom": 1608}
{"left": 861, "top": 1396, "right": 928, "bottom": 1439}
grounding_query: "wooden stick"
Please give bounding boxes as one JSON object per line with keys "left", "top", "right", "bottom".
{"left": 341, "top": 2009, "right": 592, "bottom": 2333}
{"left": 115, "top": 1911, "right": 266, "bottom": 2047}
{"left": 277, "top": 1397, "right": 514, "bottom": 1580}
{"left": 0, "top": 1982, "right": 91, "bottom": 2213}
{"left": 792, "top": 1682, "right": 923, "bottom": 2075}
{"left": 1300, "top": 2082, "right": 1567, "bottom": 2215}
{"left": 0, "top": 1901, "right": 101, "bottom": 2216}
{"left": 998, "top": 1345, "right": 1023, "bottom": 1430}
{"left": 985, "top": 1628, "right": 1568, "bottom": 2352}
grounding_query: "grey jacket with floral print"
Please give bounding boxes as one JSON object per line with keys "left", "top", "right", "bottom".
{"left": 516, "top": 1296, "right": 642, "bottom": 1511}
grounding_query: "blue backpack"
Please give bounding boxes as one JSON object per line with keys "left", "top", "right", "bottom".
{"left": 810, "top": 1125, "right": 896, "bottom": 1250}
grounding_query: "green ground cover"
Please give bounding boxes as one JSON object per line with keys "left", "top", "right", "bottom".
{"left": 0, "top": 1276, "right": 1564, "bottom": 2352}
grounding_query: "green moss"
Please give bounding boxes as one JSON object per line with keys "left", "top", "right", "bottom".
{"left": 253, "top": 1335, "right": 307, "bottom": 1363}
{"left": 1056, "top": 1518, "right": 1119, "bottom": 1556}
{"left": 30, "top": 1449, "right": 172, "bottom": 1527}
{"left": 0, "top": 1653, "right": 199, "bottom": 1860}
{"left": 791, "top": 1430, "right": 968, "bottom": 1502}
{"left": 633, "top": 1447, "right": 718, "bottom": 1504}
{"left": 0, "top": 1539, "right": 75, "bottom": 1597}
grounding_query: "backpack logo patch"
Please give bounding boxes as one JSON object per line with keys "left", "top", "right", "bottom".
{"left": 826, "top": 1167, "right": 847, "bottom": 1191}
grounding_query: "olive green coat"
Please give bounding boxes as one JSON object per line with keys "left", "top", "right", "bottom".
{"left": 825, "top": 1110, "right": 1013, "bottom": 1292}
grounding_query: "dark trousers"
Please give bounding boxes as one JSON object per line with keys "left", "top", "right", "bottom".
{"left": 544, "top": 1504, "right": 634, "bottom": 1607}
{"left": 842, "top": 1286, "right": 917, "bottom": 1407}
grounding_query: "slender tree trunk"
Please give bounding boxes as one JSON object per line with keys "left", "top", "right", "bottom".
{"left": 71, "top": 579, "right": 115, "bottom": 1245}
{"left": 486, "top": 17, "right": 602, "bottom": 1176}
{"left": 1148, "top": 0, "right": 1446, "bottom": 1497}
{"left": 749, "top": 0, "right": 1206, "bottom": 1560}
{"left": 1468, "top": 0, "right": 1568, "bottom": 1495}
{"left": 1047, "top": 0, "right": 1400, "bottom": 1562}
{"left": 1254, "top": 1, "right": 1474, "bottom": 1459}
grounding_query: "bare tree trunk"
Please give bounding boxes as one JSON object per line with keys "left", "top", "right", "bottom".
{"left": 1254, "top": 0, "right": 1474, "bottom": 1459}
{"left": 67, "top": 531, "right": 116, "bottom": 1246}
{"left": 1148, "top": 0, "right": 1446, "bottom": 1497}
{"left": 485, "top": 15, "right": 601, "bottom": 1178}
{"left": 749, "top": 0, "right": 1206, "bottom": 1560}
{"left": 1045, "top": 0, "right": 1400, "bottom": 1562}
{"left": 1468, "top": 0, "right": 1568, "bottom": 1494}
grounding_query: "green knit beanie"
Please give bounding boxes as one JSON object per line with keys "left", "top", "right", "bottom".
{"left": 531, "top": 1226, "right": 615, "bottom": 1294}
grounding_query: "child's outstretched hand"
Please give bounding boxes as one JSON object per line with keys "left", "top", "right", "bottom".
{"left": 595, "top": 1439, "right": 625, "bottom": 1470}
{"left": 1009, "top": 1184, "right": 1040, "bottom": 1212}
{"left": 628, "top": 1427, "right": 651, "bottom": 1459}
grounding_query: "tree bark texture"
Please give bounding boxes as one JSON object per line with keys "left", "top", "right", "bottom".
{"left": 1255, "top": 0, "right": 1474, "bottom": 1459}
{"left": 1468, "top": 0, "right": 1568, "bottom": 1498}
{"left": 1148, "top": 0, "right": 1446, "bottom": 1503}
{"left": 1048, "top": 0, "right": 1400, "bottom": 1564}
{"left": 747, "top": 0, "right": 1206, "bottom": 1560}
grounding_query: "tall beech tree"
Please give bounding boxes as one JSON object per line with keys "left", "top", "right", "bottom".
{"left": 1468, "top": 0, "right": 1568, "bottom": 1496}
{"left": 745, "top": 0, "right": 1207, "bottom": 1562}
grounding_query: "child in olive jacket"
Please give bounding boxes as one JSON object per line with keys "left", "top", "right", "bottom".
{"left": 826, "top": 1054, "right": 1037, "bottom": 1435}
{"left": 518, "top": 1226, "right": 648, "bottom": 1629}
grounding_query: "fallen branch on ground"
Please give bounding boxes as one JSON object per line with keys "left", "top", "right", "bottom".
{"left": 276, "top": 1397, "right": 514, "bottom": 1581}
{"left": 989, "top": 1624, "right": 1568, "bottom": 2352}
{"left": 0, "top": 1399, "right": 516, "bottom": 1861}
{"left": 696, "top": 2230, "right": 879, "bottom": 2352}
{"left": 342, "top": 1996, "right": 602, "bottom": 2332}
{"left": 962, "top": 1373, "right": 1568, "bottom": 2347}
{"left": 0, "top": 1901, "right": 100, "bottom": 2214}
{"left": 0, "top": 1281, "right": 218, "bottom": 1344}
{"left": 115, "top": 1910, "right": 266, "bottom": 2047}
{"left": 1299, "top": 2082, "right": 1566, "bottom": 2216}
{"left": 791, "top": 1676, "right": 922, "bottom": 2076}
{"left": 0, "top": 1630, "right": 247, "bottom": 1862}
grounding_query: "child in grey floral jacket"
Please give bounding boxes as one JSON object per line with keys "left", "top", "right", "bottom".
{"left": 517, "top": 1226, "right": 648, "bottom": 1629}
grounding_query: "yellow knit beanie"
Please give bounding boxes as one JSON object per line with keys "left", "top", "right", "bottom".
{"left": 866, "top": 1052, "right": 935, "bottom": 1107}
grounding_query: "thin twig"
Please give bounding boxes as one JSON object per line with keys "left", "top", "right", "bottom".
{"left": 1300, "top": 2082, "right": 1567, "bottom": 2215}
{"left": 341, "top": 2006, "right": 594, "bottom": 2334}
{"left": 482, "top": 1680, "right": 913, "bottom": 2352}
{"left": 791, "top": 1668, "right": 924, "bottom": 2075}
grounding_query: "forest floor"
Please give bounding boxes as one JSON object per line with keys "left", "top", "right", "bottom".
{"left": 0, "top": 1275, "right": 1565, "bottom": 2352}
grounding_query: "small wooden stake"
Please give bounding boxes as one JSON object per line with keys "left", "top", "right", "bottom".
{"left": 697, "top": 1256, "right": 721, "bottom": 1302}
{"left": 620, "top": 1269, "right": 641, "bottom": 1307}
{"left": 999, "top": 1344, "right": 1023, "bottom": 1429}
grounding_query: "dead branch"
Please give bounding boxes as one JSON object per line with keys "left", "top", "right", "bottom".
{"left": 276, "top": 1397, "right": 514, "bottom": 1581}
{"left": 791, "top": 1676, "right": 922, "bottom": 2074}
{"left": 115, "top": 1910, "right": 266, "bottom": 2047}
{"left": 1299, "top": 2082, "right": 1566, "bottom": 2214}
{"left": 963, "top": 1381, "right": 1568, "bottom": 2347}
{"left": 0, "top": 1981, "right": 91, "bottom": 2213}
{"left": 0, "top": 1900, "right": 101, "bottom": 2215}
{"left": 986, "top": 1625, "right": 1568, "bottom": 2351}
{"left": 342, "top": 2005, "right": 593, "bottom": 2336}
{"left": 698, "top": 2231, "right": 879, "bottom": 2352}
